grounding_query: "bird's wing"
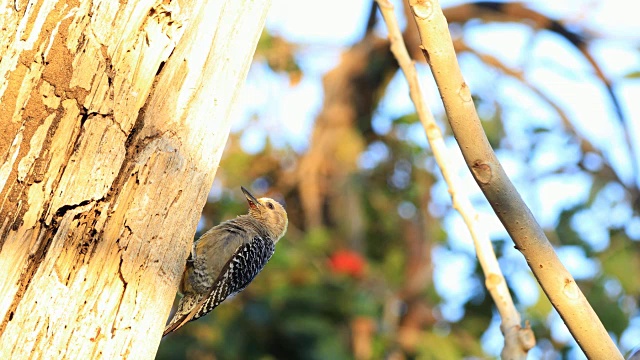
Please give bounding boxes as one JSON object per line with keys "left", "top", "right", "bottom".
{"left": 195, "top": 222, "right": 250, "bottom": 280}
{"left": 191, "top": 234, "right": 275, "bottom": 321}
{"left": 181, "top": 223, "right": 247, "bottom": 295}
{"left": 162, "top": 234, "right": 275, "bottom": 336}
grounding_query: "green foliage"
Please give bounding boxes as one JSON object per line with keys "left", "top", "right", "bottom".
{"left": 159, "top": 5, "right": 640, "bottom": 359}
{"left": 599, "top": 234, "right": 640, "bottom": 294}
{"left": 586, "top": 278, "right": 629, "bottom": 337}
{"left": 161, "top": 108, "right": 640, "bottom": 359}
{"left": 255, "top": 30, "right": 302, "bottom": 83}
{"left": 556, "top": 206, "right": 588, "bottom": 247}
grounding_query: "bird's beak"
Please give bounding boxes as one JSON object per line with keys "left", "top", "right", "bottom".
{"left": 241, "top": 186, "right": 262, "bottom": 209}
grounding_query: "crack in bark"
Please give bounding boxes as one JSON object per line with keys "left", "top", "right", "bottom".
{"left": 111, "top": 256, "right": 129, "bottom": 338}
{"left": 0, "top": 227, "right": 55, "bottom": 335}
{"left": 0, "top": 194, "right": 102, "bottom": 336}
{"left": 54, "top": 199, "right": 91, "bottom": 217}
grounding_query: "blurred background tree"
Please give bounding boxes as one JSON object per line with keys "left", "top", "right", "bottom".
{"left": 158, "top": 0, "right": 640, "bottom": 358}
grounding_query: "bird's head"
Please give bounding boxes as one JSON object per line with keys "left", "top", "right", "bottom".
{"left": 242, "top": 186, "right": 288, "bottom": 242}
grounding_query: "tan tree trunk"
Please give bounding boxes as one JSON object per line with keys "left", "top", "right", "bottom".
{"left": 0, "top": 0, "right": 270, "bottom": 358}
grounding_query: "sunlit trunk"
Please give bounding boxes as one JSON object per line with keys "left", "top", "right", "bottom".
{"left": 0, "top": 0, "right": 269, "bottom": 358}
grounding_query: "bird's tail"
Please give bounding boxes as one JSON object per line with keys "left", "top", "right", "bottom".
{"left": 162, "top": 293, "right": 204, "bottom": 337}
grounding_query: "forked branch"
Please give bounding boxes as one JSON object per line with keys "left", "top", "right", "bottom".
{"left": 375, "top": 1, "right": 534, "bottom": 357}
{"left": 405, "top": 0, "right": 622, "bottom": 358}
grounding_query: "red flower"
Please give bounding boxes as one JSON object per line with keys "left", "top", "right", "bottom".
{"left": 329, "top": 250, "right": 366, "bottom": 278}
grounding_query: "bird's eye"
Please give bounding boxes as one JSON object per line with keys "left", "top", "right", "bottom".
{"left": 267, "top": 202, "right": 274, "bottom": 210}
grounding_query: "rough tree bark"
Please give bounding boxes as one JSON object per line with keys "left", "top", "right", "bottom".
{"left": 0, "top": 0, "right": 269, "bottom": 358}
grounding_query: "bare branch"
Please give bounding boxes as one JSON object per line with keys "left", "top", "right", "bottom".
{"left": 375, "top": 1, "right": 534, "bottom": 357}
{"left": 405, "top": 0, "right": 623, "bottom": 358}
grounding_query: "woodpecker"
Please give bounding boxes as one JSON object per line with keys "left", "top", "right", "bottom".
{"left": 163, "top": 186, "right": 288, "bottom": 336}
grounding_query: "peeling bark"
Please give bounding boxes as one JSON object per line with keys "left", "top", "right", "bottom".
{"left": 0, "top": 0, "right": 270, "bottom": 358}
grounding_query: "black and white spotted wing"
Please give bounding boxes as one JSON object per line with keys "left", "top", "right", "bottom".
{"left": 192, "top": 235, "right": 275, "bottom": 321}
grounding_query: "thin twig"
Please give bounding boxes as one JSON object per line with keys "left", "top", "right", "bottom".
{"left": 406, "top": 0, "right": 623, "bottom": 358}
{"left": 375, "top": 1, "right": 535, "bottom": 358}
